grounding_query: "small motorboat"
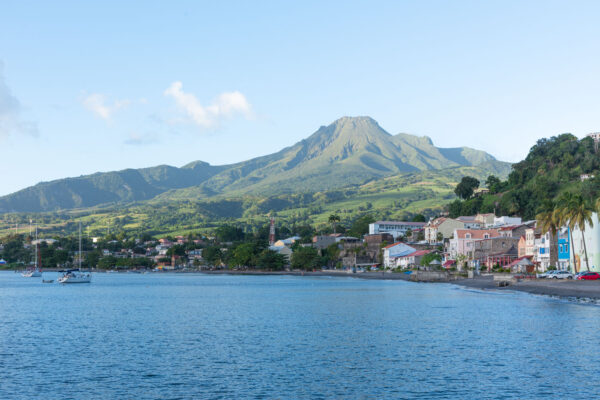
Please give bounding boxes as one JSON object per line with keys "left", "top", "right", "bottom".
{"left": 42, "top": 279, "right": 54, "bottom": 283}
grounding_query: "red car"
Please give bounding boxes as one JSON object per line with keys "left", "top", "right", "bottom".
{"left": 577, "top": 272, "right": 600, "bottom": 280}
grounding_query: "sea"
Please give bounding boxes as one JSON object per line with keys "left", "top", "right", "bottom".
{"left": 1, "top": 271, "right": 599, "bottom": 399}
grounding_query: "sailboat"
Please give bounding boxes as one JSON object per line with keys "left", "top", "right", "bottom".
{"left": 58, "top": 222, "right": 91, "bottom": 284}
{"left": 22, "top": 225, "right": 42, "bottom": 278}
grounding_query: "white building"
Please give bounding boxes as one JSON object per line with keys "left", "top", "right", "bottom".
{"left": 534, "top": 232, "right": 551, "bottom": 272}
{"left": 369, "top": 221, "right": 426, "bottom": 240}
{"left": 587, "top": 132, "right": 600, "bottom": 142}
{"left": 382, "top": 242, "right": 416, "bottom": 269}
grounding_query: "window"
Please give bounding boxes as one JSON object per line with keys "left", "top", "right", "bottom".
{"left": 484, "top": 234, "right": 489, "bottom": 239}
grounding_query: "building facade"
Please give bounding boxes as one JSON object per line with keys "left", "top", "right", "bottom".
{"left": 369, "top": 221, "right": 426, "bottom": 240}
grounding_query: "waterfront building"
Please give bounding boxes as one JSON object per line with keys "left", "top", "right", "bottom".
{"left": 472, "top": 237, "right": 520, "bottom": 269}
{"left": 382, "top": 242, "right": 416, "bottom": 269}
{"left": 395, "top": 250, "right": 433, "bottom": 269}
{"left": 534, "top": 232, "right": 551, "bottom": 272}
{"left": 369, "top": 221, "right": 426, "bottom": 240}
{"left": 557, "top": 228, "right": 570, "bottom": 271}
{"left": 569, "top": 213, "right": 600, "bottom": 273}
{"left": 447, "top": 229, "right": 501, "bottom": 260}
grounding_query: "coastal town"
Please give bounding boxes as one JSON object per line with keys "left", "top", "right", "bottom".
{"left": 2, "top": 208, "right": 595, "bottom": 279}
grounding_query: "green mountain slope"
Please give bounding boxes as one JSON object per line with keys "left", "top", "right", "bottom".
{"left": 0, "top": 116, "right": 510, "bottom": 213}
{"left": 0, "top": 165, "right": 502, "bottom": 238}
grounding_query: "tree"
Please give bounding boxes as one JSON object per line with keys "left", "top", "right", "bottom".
{"left": 536, "top": 200, "right": 559, "bottom": 269}
{"left": 291, "top": 246, "right": 320, "bottom": 270}
{"left": 328, "top": 214, "right": 341, "bottom": 234}
{"left": 454, "top": 176, "right": 480, "bottom": 200}
{"left": 202, "top": 246, "right": 223, "bottom": 266}
{"left": 231, "top": 242, "right": 257, "bottom": 267}
{"left": 256, "top": 249, "right": 286, "bottom": 270}
{"left": 166, "top": 245, "right": 186, "bottom": 257}
{"left": 348, "top": 215, "right": 375, "bottom": 238}
{"left": 557, "top": 192, "right": 594, "bottom": 271}
{"left": 411, "top": 214, "right": 426, "bottom": 223}
{"left": 485, "top": 175, "right": 503, "bottom": 194}
{"left": 215, "top": 225, "right": 245, "bottom": 242}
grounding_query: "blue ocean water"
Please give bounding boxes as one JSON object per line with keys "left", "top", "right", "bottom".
{"left": 1, "top": 271, "right": 599, "bottom": 399}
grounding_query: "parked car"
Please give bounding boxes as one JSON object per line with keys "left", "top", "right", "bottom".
{"left": 552, "top": 270, "right": 574, "bottom": 279}
{"left": 574, "top": 271, "right": 587, "bottom": 280}
{"left": 577, "top": 272, "right": 600, "bottom": 280}
{"left": 538, "top": 270, "right": 557, "bottom": 279}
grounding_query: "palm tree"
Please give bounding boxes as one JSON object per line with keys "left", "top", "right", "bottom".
{"left": 328, "top": 214, "right": 341, "bottom": 234}
{"left": 536, "top": 200, "right": 559, "bottom": 269}
{"left": 557, "top": 192, "right": 594, "bottom": 271}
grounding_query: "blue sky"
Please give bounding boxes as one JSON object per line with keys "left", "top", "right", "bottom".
{"left": 1, "top": 0, "right": 600, "bottom": 195}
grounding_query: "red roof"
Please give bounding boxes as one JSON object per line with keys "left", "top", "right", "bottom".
{"left": 443, "top": 260, "right": 455, "bottom": 267}
{"left": 455, "top": 229, "right": 500, "bottom": 239}
{"left": 383, "top": 242, "right": 403, "bottom": 249}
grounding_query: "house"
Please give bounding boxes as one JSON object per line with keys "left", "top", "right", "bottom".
{"left": 369, "top": 221, "right": 426, "bottom": 240}
{"left": 396, "top": 250, "right": 433, "bottom": 269}
{"left": 424, "top": 217, "right": 465, "bottom": 244}
{"left": 580, "top": 173, "right": 595, "bottom": 182}
{"left": 498, "top": 224, "right": 530, "bottom": 239}
{"left": 534, "top": 232, "right": 551, "bottom": 271}
{"left": 557, "top": 228, "right": 570, "bottom": 271}
{"left": 187, "top": 249, "right": 203, "bottom": 260}
{"left": 475, "top": 213, "right": 496, "bottom": 227}
{"left": 456, "top": 216, "right": 481, "bottom": 229}
{"left": 524, "top": 228, "right": 536, "bottom": 257}
{"left": 472, "top": 237, "right": 520, "bottom": 266}
{"left": 382, "top": 242, "right": 416, "bottom": 269}
{"left": 518, "top": 236, "right": 527, "bottom": 258}
{"left": 447, "top": 229, "right": 501, "bottom": 259}
{"left": 32, "top": 238, "right": 57, "bottom": 246}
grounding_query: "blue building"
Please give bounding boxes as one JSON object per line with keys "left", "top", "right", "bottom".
{"left": 557, "top": 228, "right": 570, "bottom": 270}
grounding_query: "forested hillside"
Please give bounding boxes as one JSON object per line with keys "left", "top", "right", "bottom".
{"left": 448, "top": 134, "right": 600, "bottom": 219}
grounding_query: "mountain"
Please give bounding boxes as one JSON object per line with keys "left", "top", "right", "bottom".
{"left": 0, "top": 116, "right": 511, "bottom": 212}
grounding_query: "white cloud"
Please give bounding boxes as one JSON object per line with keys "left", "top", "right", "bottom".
{"left": 0, "top": 62, "right": 38, "bottom": 138}
{"left": 82, "top": 93, "right": 129, "bottom": 120}
{"left": 124, "top": 131, "right": 158, "bottom": 146}
{"left": 164, "top": 81, "right": 252, "bottom": 128}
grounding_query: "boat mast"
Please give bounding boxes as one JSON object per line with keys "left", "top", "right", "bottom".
{"left": 79, "top": 222, "right": 82, "bottom": 270}
{"left": 34, "top": 224, "right": 38, "bottom": 269}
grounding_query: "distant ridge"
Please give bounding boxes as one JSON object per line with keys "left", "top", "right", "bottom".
{"left": 0, "top": 116, "right": 511, "bottom": 212}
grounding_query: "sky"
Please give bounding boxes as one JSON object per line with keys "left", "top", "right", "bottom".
{"left": 1, "top": 0, "right": 600, "bottom": 196}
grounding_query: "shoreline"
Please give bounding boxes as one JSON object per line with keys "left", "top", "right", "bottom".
{"left": 200, "top": 269, "right": 600, "bottom": 300}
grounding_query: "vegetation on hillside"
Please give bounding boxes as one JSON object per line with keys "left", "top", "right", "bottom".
{"left": 448, "top": 134, "right": 600, "bottom": 220}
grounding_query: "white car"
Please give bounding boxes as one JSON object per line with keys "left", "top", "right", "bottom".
{"left": 550, "top": 270, "right": 573, "bottom": 279}
{"left": 538, "top": 270, "right": 557, "bottom": 279}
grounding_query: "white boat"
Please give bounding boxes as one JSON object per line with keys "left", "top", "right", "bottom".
{"left": 57, "top": 270, "right": 91, "bottom": 284}
{"left": 22, "top": 224, "right": 42, "bottom": 278}
{"left": 58, "top": 223, "right": 91, "bottom": 284}
{"left": 21, "top": 269, "right": 42, "bottom": 278}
